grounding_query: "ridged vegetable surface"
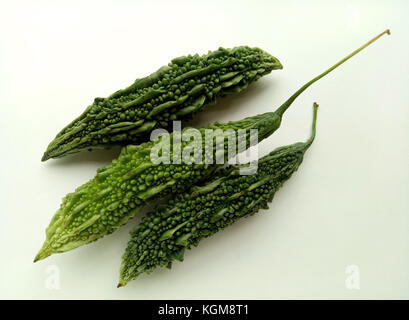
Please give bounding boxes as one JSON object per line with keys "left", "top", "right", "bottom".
{"left": 34, "top": 30, "right": 388, "bottom": 262}
{"left": 118, "top": 103, "right": 319, "bottom": 286}
{"left": 35, "top": 112, "right": 281, "bottom": 261}
{"left": 42, "top": 46, "right": 282, "bottom": 161}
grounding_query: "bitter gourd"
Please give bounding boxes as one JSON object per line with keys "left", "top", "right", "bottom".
{"left": 41, "top": 46, "right": 283, "bottom": 161}
{"left": 118, "top": 103, "right": 319, "bottom": 286}
{"left": 34, "top": 30, "right": 389, "bottom": 262}
{"left": 35, "top": 113, "right": 281, "bottom": 261}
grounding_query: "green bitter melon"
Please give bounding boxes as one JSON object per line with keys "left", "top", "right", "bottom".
{"left": 42, "top": 46, "right": 282, "bottom": 161}
{"left": 118, "top": 103, "right": 319, "bottom": 286}
{"left": 34, "top": 30, "right": 389, "bottom": 262}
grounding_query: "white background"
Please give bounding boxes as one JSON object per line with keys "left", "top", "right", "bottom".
{"left": 0, "top": 0, "right": 408, "bottom": 299}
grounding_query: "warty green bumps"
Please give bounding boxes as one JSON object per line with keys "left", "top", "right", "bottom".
{"left": 118, "top": 103, "right": 319, "bottom": 286}
{"left": 42, "top": 46, "right": 282, "bottom": 161}
{"left": 35, "top": 112, "right": 281, "bottom": 261}
{"left": 35, "top": 30, "right": 389, "bottom": 261}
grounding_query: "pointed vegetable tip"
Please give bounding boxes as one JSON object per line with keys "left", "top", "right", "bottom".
{"left": 34, "top": 243, "right": 54, "bottom": 262}
{"left": 273, "top": 56, "right": 283, "bottom": 70}
{"left": 41, "top": 153, "right": 49, "bottom": 162}
{"left": 34, "top": 248, "right": 53, "bottom": 262}
{"left": 117, "top": 278, "right": 129, "bottom": 288}
{"left": 274, "top": 29, "right": 390, "bottom": 118}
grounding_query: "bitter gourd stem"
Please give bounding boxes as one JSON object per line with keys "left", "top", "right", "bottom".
{"left": 305, "top": 102, "right": 318, "bottom": 148}
{"left": 275, "top": 29, "right": 390, "bottom": 118}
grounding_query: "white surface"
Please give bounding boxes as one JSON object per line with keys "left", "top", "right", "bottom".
{"left": 0, "top": 0, "right": 408, "bottom": 299}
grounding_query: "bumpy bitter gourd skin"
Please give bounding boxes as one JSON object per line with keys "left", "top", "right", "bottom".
{"left": 42, "top": 47, "right": 282, "bottom": 161}
{"left": 35, "top": 30, "right": 389, "bottom": 262}
{"left": 118, "top": 104, "right": 318, "bottom": 286}
{"left": 35, "top": 111, "right": 282, "bottom": 261}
